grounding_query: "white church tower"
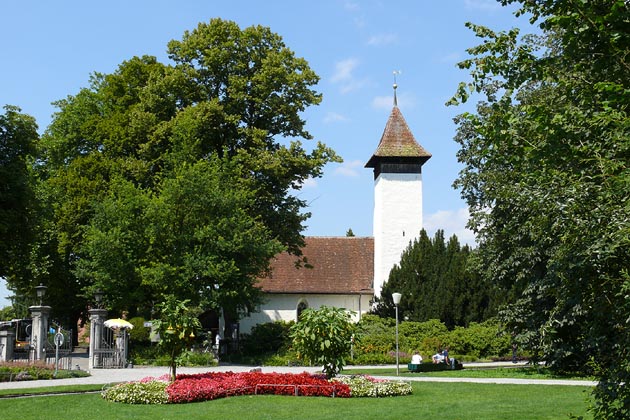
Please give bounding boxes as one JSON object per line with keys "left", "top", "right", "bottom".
{"left": 365, "top": 85, "right": 431, "bottom": 298}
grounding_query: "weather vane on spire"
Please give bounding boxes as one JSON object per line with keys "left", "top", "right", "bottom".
{"left": 393, "top": 70, "right": 401, "bottom": 106}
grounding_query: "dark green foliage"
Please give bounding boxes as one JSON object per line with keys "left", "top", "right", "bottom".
{"left": 352, "top": 315, "right": 511, "bottom": 364}
{"left": 0, "top": 362, "right": 89, "bottom": 382}
{"left": 374, "top": 230, "right": 500, "bottom": 328}
{"left": 13, "top": 18, "right": 338, "bottom": 327}
{"left": 153, "top": 297, "right": 201, "bottom": 380}
{"left": 448, "top": 320, "right": 511, "bottom": 360}
{"left": 398, "top": 318, "right": 450, "bottom": 356}
{"left": 290, "top": 306, "right": 358, "bottom": 378}
{"left": 0, "top": 106, "right": 38, "bottom": 292}
{"left": 175, "top": 349, "right": 218, "bottom": 367}
{"left": 77, "top": 158, "right": 284, "bottom": 315}
{"left": 0, "top": 305, "right": 17, "bottom": 321}
{"left": 240, "top": 320, "right": 294, "bottom": 357}
{"left": 127, "top": 317, "right": 150, "bottom": 344}
{"left": 352, "top": 314, "right": 396, "bottom": 364}
{"left": 450, "top": 1, "right": 629, "bottom": 417}
{"left": 128, "top": 344, "right": 166, "bottom": 366}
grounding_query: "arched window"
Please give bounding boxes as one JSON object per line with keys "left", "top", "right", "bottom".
{"left": 297, "top": 300, "right": 308, "bottom": 320}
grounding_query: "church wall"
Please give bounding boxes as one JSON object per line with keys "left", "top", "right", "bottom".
{"left": 239, "top": 293, "right": 373, "bottom": 334}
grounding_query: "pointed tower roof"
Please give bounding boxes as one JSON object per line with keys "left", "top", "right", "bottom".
{"left": 365, "top": 105, "right": 431, "bottom": 168}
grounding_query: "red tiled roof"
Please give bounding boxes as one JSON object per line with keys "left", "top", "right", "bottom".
{"left": 365, "top": 106, "right": 431, "bottom": 168}
{"left": 257, "top": 237, "right": 374, "bottom": 294}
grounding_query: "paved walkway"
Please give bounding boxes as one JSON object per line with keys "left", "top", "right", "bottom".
{"left": 0, "top": 359, "right": 596, "bottom": 390}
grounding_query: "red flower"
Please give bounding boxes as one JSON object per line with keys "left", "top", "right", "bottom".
{"left": 166, "top": 371, "right": 350, "bottom": 403}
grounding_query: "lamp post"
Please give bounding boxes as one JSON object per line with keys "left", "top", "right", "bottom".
{"left": 29, "top": 284, "right": 50, "bottom": 361}
{"left": 88, "top": 289, "right": 108, "bottom": 369}
{"left": 94, "top": 289, "right": 103, "bottom": 309}
{"left": 35, "top": 284, "right": 47, "bottom": 306}
{"left": 392, "top": 292, "right": 402, "bottom": 376}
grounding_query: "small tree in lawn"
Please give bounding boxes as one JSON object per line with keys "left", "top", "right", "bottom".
{"left": 290, "top": 306, "right": 358, "bottom": 378}
{"left": 154, "top": 296, "right": 201, "bottom": 381}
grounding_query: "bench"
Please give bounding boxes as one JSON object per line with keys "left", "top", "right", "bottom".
{"left": 408, "top": 360, "right": 463, "bottom": 372}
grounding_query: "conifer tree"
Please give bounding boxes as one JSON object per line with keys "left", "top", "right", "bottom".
{"left": 374, "top": 230, "right": 499, "bottom": 328}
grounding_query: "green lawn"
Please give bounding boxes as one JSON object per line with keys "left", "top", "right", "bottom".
{"left": 0, "top": 382, "right": 593, "bottom": 420}
{"left": 344, "top": 366, "right": 594, "bottom": 381}
{"left": 0, "top": 384, "right": 103, "bottom": 396}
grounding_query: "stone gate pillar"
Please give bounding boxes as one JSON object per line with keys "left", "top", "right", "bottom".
{"left": 88, "top": 308, "right": 108, "bottom": 369}
{"left": 0, "top": 329, "right": 15, "bottom": 361}
{"left": 29, "top": 305, "right": 52, "bottom": 361}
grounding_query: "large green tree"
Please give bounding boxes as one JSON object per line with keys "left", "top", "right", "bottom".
{"left": 25, "top": 19, "right": 338, "bottom": 328}
{"left": 0, "top": 106, "right": 41, "bottom": 315}
{"left": 374, "top": 230, "right": 498, "bottom": 328}
{"left": 0, "top": 106, "right": 38, "bottom": 280}
{"left": 76, "top": 158, "right": 284, "bottom": 316}
{"left": 450, "top": 1, "right": 628, "bottom": 417}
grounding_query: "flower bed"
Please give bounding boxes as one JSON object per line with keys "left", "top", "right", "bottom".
{"left": 102, "top": 371, "right": 411, "bottom": 404}
{"left": 333, "top": 375, "right": 413, "bottom": 397}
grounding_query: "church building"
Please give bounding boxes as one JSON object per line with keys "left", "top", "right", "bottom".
{"left": 239, "top": 87, "right": 431, "bottom": 333}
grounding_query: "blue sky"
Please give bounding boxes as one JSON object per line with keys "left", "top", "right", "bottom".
{"left": 0, "top": 0, "right": 535, "bottom": 306}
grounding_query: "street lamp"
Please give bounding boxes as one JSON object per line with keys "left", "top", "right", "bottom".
{"left": 392, "top": 292, "right": 402, "bottom": 376}
{"left": 35, "top": 284, "right": 47, "bottom": 306}
{"left": 94, "top": 289, "right": 104, "bottom": 309}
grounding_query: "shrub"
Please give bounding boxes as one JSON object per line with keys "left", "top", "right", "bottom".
{"left": 399, "top": 319, "right": 449, "bottom": 355}
{"left": 128, "top": 343, "right": 166, "bottom": 366}
{"left": 53, "top": 369, "right": 91, "bottom": 379}
{"left": 290, "top": 306, "right": 358, "bottom": 378}
{"left": 354, "top": 332, "right": 394, "bottom": 359}
{"left": 240, "top": 320, "right": 294, "bottom": 357}
{"left": 355, "top": 317, "right": 451, "bottom": 362}
{"left": 0, "top": 361, "right": 90, "bottom": 382}
{"left": 128, "top": 317, "right": 150, "bottom": 343}
{"left": 355, "top": 316, "right": 513, "bottom": 362}
{"left": 354, "top": 315, "right": 395, "bottom": 360}
{"left": 260, "top": 352, "right": 302, "bottom": 367}
{"left": 176, "top": 349, "right": 218, "bottom": 367}
{"left": 445, "top": 319, "right": 511, "bottom": 360}
{"left": 351, "top": 352, "right": 395, "bottom": 366}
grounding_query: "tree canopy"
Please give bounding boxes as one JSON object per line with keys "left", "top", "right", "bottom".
{"left": 0, "top": 106, "right": 38, "bottom": 283}
{"left": 450, "top": 1, "right": 628, "bottom": 417}
{"left": 9, "top": 18, "right": 338, "bottom": 330}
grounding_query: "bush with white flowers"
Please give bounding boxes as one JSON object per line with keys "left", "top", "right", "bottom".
{"left": 102, "top": 377, "right": 169, "bottom": 404}
{"left": 333, "top": 375, "right": 413, "bottom": 397}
